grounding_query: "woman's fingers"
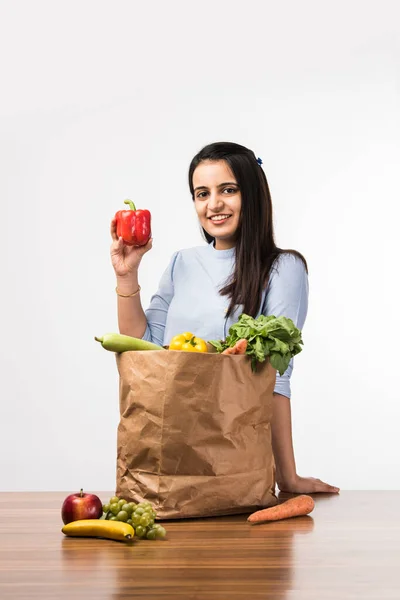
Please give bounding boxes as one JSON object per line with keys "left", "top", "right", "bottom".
{"left": 279, "top": 476, "right": 340, "bottom": 494}
{"left": 137, "top": 237, "right": 153, "bottom": 256}
{"left": 110, "top": 218, "right": 118, "bottom": 241}
{"left": 111, "top": 233, "right": 152, "bottom": 265}
{"left": 110, "top": 236, "right": 124, "bottom": 257}
{"left": 313, "top": 478, "right": 340, "bottom": 493}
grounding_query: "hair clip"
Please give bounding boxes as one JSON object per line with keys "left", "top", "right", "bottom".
{"left": 256, "top": 157, "right": 263, "bottom": 166}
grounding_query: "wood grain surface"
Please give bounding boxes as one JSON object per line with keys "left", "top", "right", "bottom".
{"left": 0, "top": 491, "right": 399, "bottom": 599}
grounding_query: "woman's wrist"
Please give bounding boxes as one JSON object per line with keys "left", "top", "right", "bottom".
{"left": 116, "top": 273, "right": 139, "bottom": 295}
{"left": 276, "top": 470, "right": 297, "bottom": 488}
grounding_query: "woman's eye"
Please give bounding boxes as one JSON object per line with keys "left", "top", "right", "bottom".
{"left": 196, "top": 188, "right": 237, "bottom": 198}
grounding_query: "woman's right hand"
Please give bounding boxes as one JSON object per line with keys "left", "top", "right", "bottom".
{"left": 110, "top": 218, "right": 153, "bottom": 277}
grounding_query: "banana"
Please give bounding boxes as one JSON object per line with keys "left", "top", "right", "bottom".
{"left": 95, "top": 333, "right": 165, "bottom": 353}
{"left": 62, "top": 519, "right": 134, "bottom": 542}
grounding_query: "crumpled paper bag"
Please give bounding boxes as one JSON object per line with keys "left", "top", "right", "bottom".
{"left": 116, "top": 350, "right": 278, "bottom": 519}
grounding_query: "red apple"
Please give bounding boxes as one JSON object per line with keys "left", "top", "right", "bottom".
{"left": 61, "top": 488, "right": 103, "bottom": 525}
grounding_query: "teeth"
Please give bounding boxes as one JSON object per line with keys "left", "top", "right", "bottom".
{"left": 211, "top": 215, "right": 230, "bottom": 221}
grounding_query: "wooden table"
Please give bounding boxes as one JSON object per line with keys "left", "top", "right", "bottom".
{"left": 0, "top": 491, "right": 398, "bottom": 599}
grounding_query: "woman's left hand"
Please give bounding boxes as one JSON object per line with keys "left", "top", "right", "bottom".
{"left": 277, "top": 475, "right": 340, "bottom": 494}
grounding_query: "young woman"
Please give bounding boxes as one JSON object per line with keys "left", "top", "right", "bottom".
{"left": 110, "top": 141, "right": 340, "bottom": 495}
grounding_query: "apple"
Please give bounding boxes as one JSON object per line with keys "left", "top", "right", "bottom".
{"left": 61, "top": 488, "right": 103, "bottom": 525}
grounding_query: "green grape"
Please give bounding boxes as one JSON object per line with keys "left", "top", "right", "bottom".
{"left": 140, "top": 514, "right": 151, "bottom": 527}
{"left": 155, "top": 526, "right": 167, "bottom": 538}
{"left": 116, "top": 510, "right": 129, "bottom": 522}
{"left": 152, "top": 524, "right": 160, "bottom": 530}
{"left": 135, "top": 507, "right": 145, "bottom": 516}
{"left": 121, "top": 503, "right": 132, "bottom": 514}
{"left": 109, "top": 516, "right": 118, "bottom": 521}
{"left": 102, "top": 504, "right": 110, "bottom": 513}
{"left": 110, "top": 503, "right": 120, "bottom": 516}
{"left": 118, "top": 499, "right": 126, "bottom": 508}
{"left": 132, "top": 513, "right": 142, "bottom": 526}
{"left": 128, "top": 502, "right": 136, "bottom": 513}
{"left": 127, "top": 519, "right": 133, "bottom": 525}
{"left": 148, "top": 518, "right": 155, "bottom": 527}
{"left": 146, "top": 528, "right": 157, "bottom": 540}
{"left": 109, "top": 496, "right": 119, "bottom": 505}
{"left": 135, "top": 525, "right": 146, "bottom": 538}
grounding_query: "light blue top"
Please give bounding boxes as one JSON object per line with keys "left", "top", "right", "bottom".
{"left": 142, "top": 242, "right": 309, "bottom": 399}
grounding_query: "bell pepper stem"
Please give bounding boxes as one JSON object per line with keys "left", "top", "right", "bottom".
{"left": 124, "top": 199, "right": 136, "bottom": 211}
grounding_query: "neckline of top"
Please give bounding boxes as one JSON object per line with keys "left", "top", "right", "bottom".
{"left": 206, "top": 241, "right": 235, "bottom": 259}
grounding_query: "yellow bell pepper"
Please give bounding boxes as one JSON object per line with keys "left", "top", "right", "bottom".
{"left": 181, "top": 341, "right": 198, "bottom": 352}
{"left": 169, "top": 333, "right": 208, "bottom": 353}
{"left": 169, "top": 334, "right": 187, "bottom": 351}
{"left": 191, "top": 337, "right": 208, "bottom": 353}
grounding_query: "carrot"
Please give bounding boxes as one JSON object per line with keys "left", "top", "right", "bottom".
{"left": 234, "top": 339, "right": 248, "bottom": 354}
{"left": 247, "top": 495, "right": 315, "bottom": 523}
{"left": 222, "top": 346, "right": 237, "bottom": 355}
{"left": 222, "top": 339, "right": 248, "bottom": 355}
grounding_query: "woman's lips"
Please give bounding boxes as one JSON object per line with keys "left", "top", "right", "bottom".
{"left": 208, "top": 215, "right": 232, "bottom": 225}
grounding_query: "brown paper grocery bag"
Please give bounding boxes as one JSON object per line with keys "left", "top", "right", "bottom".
{"left": 115, "top": 350, "right": 278, "bottom": 519}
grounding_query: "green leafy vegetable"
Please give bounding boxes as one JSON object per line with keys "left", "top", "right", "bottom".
{"left": 209, "top": 314, "right": 304, "bottom": 375}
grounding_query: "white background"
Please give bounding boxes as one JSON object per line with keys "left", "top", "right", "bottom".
{"left": 1, "top": 0, "right": 399, "bottom": 491}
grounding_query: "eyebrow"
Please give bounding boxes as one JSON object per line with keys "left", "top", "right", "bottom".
{"left": 193, "top": 182, "right": 238, "bottom": 192}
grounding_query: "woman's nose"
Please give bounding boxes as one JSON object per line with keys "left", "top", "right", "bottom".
{"left": 207, "top": 193, "right": 223, "bottom": 210}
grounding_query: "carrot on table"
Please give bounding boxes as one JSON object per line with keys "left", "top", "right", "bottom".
{"left": 247, "top": 495, "right": 315, "bottom": 524}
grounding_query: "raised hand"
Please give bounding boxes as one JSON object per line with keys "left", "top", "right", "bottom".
{"left": 110, "top": 218, "right": 153, "bottom": 277}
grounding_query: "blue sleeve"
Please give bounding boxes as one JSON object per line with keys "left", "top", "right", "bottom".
{"left": 263, "top": 253, "right": 309, "bottom": 399}
{"left": 141, "top": 251, "right": 179, "bottom": 346}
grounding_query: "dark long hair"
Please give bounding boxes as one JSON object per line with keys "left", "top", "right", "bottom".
{"left": 188, "top": 141, "right": 308, "bottom": 318}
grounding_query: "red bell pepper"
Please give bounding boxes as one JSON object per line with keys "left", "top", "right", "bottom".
{"left": 115, "top": 200, "right": 151, "bottom": 247}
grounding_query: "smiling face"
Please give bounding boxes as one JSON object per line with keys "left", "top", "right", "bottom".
{"left": 192, "top": 160, "right": 242, "bottom": 250}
